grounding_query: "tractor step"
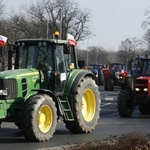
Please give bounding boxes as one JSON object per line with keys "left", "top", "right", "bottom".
{"left": 58, "top": 98, "right": 74, "bottom": 121}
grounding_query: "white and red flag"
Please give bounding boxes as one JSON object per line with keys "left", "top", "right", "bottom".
{"left": 67, "top": 34, "right": 77, "bottom": 46}
{"left": 0, "top": 35, "right": 7, "bottom": 46}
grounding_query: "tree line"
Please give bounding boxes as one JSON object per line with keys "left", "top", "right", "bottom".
{"left": 77, "top": 37, "right": 150, "bottom": 66}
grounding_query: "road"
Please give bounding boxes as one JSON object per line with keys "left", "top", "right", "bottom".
{"left": 1, "top": 86, "right": 150, "bottom": 150}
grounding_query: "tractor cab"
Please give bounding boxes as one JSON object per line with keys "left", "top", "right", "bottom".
{"left": 13, "top": 33, "right": 77, "bottom": 95}
{"left": 110, "top": 63, "right": 126, "bottom": 77}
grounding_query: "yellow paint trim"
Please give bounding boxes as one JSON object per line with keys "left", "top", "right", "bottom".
{"left": 17, "top": 72, "right": 39, "bottom": 77}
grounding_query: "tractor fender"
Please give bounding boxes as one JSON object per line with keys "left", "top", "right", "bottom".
{"left": 31, "top": 89, "right": 57, "bottom": 102}
{"left": 29, "top": 89, "right": 59, "bottom": 107}
{"left": 31, "top": 89, "right": 63, "bottom": 116}
{"left": 64, "top": 70, "right": 96, "bottom": 95}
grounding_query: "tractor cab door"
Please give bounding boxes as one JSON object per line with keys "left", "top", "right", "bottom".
{"left": 54, "top": 45, "right": 68, "bottom": 95}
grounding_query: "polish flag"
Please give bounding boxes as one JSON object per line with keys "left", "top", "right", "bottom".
{"left": 67, "top": 34, "right": 77, "bottom": 46}
{"left": 0, "top": 35, "right": 7, "bottom": 46}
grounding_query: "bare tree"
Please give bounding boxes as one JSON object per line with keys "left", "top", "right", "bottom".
{"left": 142, "top": 7, "right": 150, "bottom": 30}
{"left": 0, "top": 0, "right": 8, "bottom": 71}
{"left": 118, "top": 37, "right": 142, "bottom": 64}
{"left": 8, "top": 0, "right": 92, "bottom": 41}
{"left": 141, "top": 7, "right": 150, "bottom": 51}
{"left": 0, "top": 0, "right": 4, "bottom": 15}
{"left": 143, "top": 30, "right": 150, "bottom": 51}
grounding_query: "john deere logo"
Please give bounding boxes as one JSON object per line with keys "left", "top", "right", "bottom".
{"left": 32, "top": 75, "right": 38, "bottom": 82}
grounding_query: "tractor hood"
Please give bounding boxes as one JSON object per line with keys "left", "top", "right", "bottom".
{"left": 0, "top": 69, "right": 39, "bottom": 79}
{"left": 136, "top": 76, "right": 150, "bottom": 81}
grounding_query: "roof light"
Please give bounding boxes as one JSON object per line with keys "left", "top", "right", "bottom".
{"left": 54, "top": 31, "right": 59, "bottom": 38}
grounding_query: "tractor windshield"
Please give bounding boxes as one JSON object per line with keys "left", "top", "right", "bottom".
{"left": 18, "top": 44, "right": 54, "bottom": 70}
{"left": 111, "top": 64, "right": 126, "bottom": 72}
{"left": 141, "top": 60, "right": 150, "bottom": 76}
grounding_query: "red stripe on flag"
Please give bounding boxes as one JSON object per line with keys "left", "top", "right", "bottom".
{"left": 68, "top": 39, "right": 77, "bottom": 46}
{"left": 67, "top": 34, "right": 77, "bottom": 46}
{"left": 0, "top": 35, "right": 7, "bottom": 46}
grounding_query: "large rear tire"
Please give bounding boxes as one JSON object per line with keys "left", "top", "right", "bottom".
{"left": 117, "top": 89, "right": 134, "bottom": 117}
{"left": 21, "top": 94, "right": 57, "bottom": 142}
{"left": 64, "top": 77, "right": 100, "bottom": 133}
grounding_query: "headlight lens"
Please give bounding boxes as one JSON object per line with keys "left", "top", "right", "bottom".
{"left": 135, "top": 87, "right": 148, "bottom": 92}
{"left": 143, "top": 88, "right": 148, "bottom": 92}
{"left": 0, "top": 89, "right": 8, "bottom": 96}
{"left": 135, "top": 88, "right": 140, "bottom": 91}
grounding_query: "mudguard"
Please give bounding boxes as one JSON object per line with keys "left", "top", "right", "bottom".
{"left": 64, "top": 69, "right": 96, "bottom": 96}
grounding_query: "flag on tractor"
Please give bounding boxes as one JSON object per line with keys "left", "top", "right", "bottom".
{"left": 67, "top": 34, "right": 77, "bottom": 46}
{"left": 0, "top": 35, "right": 7, "bottom": 46}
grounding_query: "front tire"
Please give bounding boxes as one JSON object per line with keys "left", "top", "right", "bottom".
{"left": 107, "top": 78, "right": 114, "bottom": 91}
{"left": 64, "top": 77, "right": 100, "bottom": 133}
{"left": 117, "top": 88, "right": 134, "bottom": 117}
{"left": 21, "top": 94, "right": 57, "bottom": 142}
{"left": 99, "top": 76, "right": 104, "bottom": 85}
{"left": 104, "top": 76, "right": 108, "bottom": 91}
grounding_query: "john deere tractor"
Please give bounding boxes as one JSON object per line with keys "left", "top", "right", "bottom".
{"left": 117, "top": 55, "right": 150, "bottom": 117}
{"left": 0, "top": 32, "right": 100, "bottom": 142}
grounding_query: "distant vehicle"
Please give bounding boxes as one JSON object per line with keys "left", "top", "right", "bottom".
{"left": 102, "top": 62, "right": 128, "bottom": 91}
{"left": 117, "top": 56, "right": 150, "bottom": 117}
{"left": 88, "top": 64, "right": 104, "bottom": 85}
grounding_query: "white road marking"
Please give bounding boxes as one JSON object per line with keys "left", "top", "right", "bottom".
{"left": 105, "top": 97, "right": 114, "bottom": 101}
{"left": 101, "top": 103, "right": 112, "bottom": 107}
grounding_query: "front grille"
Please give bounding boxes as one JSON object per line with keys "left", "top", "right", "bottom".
{"left": 135, "top": 79, "right": 148, "bottom": 95}
{"left": 135, "top": 79, "right": 148, "bottom": 84}
{"left": 0, "top": 79, "right": 18, "bottom": 100}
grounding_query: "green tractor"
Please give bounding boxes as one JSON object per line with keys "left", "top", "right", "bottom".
{"left": 0, "top": 32, "right": 100, "bottom": 142}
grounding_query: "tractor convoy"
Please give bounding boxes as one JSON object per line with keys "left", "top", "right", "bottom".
{"left": 1, "top": 30, "right": 150, "bottom": 142}
{"left": 0, "top": 32, "right": 100, "bottom": 142}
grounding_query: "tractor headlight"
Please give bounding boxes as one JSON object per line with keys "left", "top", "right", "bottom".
{"left": 117, "top": 76, "right": 122, "bottom": 79}
{"left": 0, "top": 89, "right": 8, "bottom": 96}
{"left": 143, "top": 88, "right": 148, "bottom": 92}
{"left": 135, "top": 88, "right": 140, "bottom": 91}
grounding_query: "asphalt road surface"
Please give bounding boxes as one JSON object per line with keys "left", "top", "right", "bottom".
{"left": 1, "top": 86, "right": 150, "bottom": 150}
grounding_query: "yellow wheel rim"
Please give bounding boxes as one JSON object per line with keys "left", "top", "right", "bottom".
{"left": 38, "top": 105, "right": 53, "bottom": 133}
{"left": 81, "top": 89, "right": 96, "bottom": 122}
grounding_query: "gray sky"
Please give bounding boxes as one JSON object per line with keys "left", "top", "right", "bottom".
{"left": 4, "top": 0, "right": 150, "bottom": 50}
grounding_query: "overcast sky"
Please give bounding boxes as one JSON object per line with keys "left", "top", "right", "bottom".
{"left": 4, "top": 0, "right": 150, "bottom": 50}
